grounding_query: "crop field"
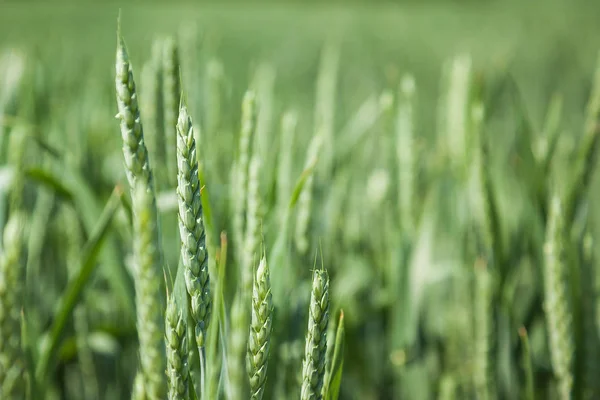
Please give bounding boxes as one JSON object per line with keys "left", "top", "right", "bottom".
{"left": 2, "top": 1, "right": 600, "bottom": 399}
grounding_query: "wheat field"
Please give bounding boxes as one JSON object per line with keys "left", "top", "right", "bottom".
{"left": 1, "top": 1, "right": 600, "bottom": 399}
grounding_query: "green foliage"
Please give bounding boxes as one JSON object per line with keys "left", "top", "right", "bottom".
{"left": 324, "top": 311, "right": 344, "bottom": 400}
{"left": 2, "top": 3, "right": 600, "bottom": 399}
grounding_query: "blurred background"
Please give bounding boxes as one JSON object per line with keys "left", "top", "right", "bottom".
{"left": 2, "top": 0, "right": 600, "bottom": 399}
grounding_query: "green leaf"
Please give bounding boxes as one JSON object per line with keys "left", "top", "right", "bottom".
{"left": 23, "top": 164, "right": 136, "bottom": 321}
{"left": 518, "top": 327, "right": 535, "bottom": 400}
{"left": 540, "top": 93, "right": 563, "bottom": 174}
{"left": 288, "top": 161, "right": 316, "bottom": 210}
{"left": 21, "top": 307, "right": 38, "bottom": 399}
{"left": 118, "top": 188, "right": 133, "bottom": 226}
{"left": 28, "top": 164, "right": 136, "bottom": 321}
{"left": 325, "top": 310, "right": 345, "bottom": 400}
{"left": 35, "top": 186, "right": 124, "bottom": 383}
{"left": 25, "top": 168, "right": 74, "bottom": 202}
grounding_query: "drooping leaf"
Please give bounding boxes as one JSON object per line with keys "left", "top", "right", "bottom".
{"left": 35, "top": 186, "right": 124, "bottom": 383}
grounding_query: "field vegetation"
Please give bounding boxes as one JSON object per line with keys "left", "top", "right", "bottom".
{"left": 1, "top": 1, "right": 600, "bottom": 399}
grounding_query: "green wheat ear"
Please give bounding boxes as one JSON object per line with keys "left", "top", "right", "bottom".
{"left": 115, "top": 33, "right": 154, "bottom": 192}
{"left": 543, "top": 195, "right": 573, "bottom": 400}
{"left": 176, "top": 101, "right": 211, "bottom": 349}
{"left": 116, "top": 29, "right": 166, "bottom": 400}
{"left": 176, "top": 101, "right": 211, "bottom": 397}
{"left": 162, "top": 37, "right": 181, "bottom": 188}
{"left": 301, "top": 267, "right": 330, "bottom": 400}
{"left": 0, "top": 213, "right": 27, "bottom": 400}
{"left": 165, "top": 292, "right": 189, "bottom": 400}
{"left": 247, "top": 255, "right": 273, "bottom": 400}
{"left": 232, "top": 90, "right": 257, "bottom": 265}
{"left": 242, "top": 154, "right": 262, "bottom": 297}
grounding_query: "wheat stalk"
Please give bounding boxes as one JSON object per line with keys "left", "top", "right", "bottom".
{"left": 228, "top": 291, "right": 249, "bottom": 400}
{"left": 132, "top": 183, "right": 167, "bottom": 400}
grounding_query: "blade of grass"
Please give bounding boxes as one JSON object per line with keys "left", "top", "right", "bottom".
{"left": 540, "top": 93, "right": 563, "bottom": 174}
{"left": 26, "top": 165, "right": 136, "bottom": 320}
{"left": 25, "top": 167, "right": 74, "bottom": 202}
{"left": 518, "top": 327, "right": 535, "bottom": 400}
{"left": 325, "top": 310, "right": 345, "bottom": 400}
{"left": 288, "top": 161, "right": 317, "bottom": 210}
{"left": 269, "top": 163, "right": 318, "bottom": 307}
{"left": 21, "top": 310, "right": 38, "bottom": 400}
{"left": 35, "top": 186, "right": 124, "bottom": 383}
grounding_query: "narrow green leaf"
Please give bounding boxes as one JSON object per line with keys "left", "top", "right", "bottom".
{"left": 25, "top": 168, "right": 73, "bottom": 202}
{"left": 325, "top": 310, "right": 345, "bottom": 400}
{"left": 540, "top": 93, "right": 563, "bottom": 174}
{"left": 0, "top": 116, "right": 62, "bottom": 159}
{"left": 35, "top": 186, "right": 124, "bottom": 383}
{"left": 288, "top": 161, "right": 317, "bottom": 210}
{"left": 21, "top": 309, "right": 38, "bottom": 400}
{"left": 118, "top": 188, "right": 133, "bottom": 226}
{"left": 519, "top": 327, "right": 535, "bottom": 400}
{"left": 25, "top": 165, "right": 135, "bottom": 321}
